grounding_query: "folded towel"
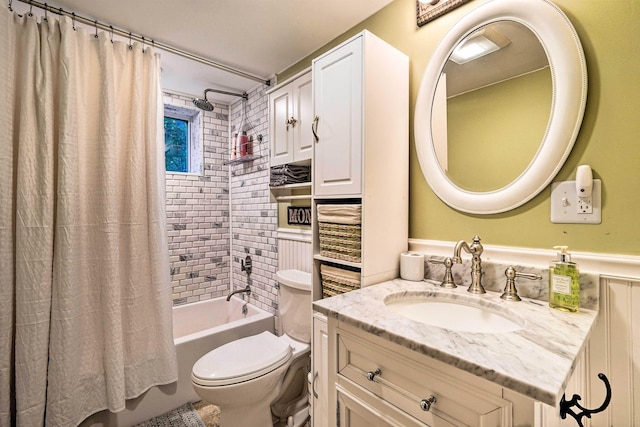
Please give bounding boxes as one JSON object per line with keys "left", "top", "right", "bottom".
{"left": 317, "top": 204, "right": 362, "bottom": 225}
{"left": 270, "top": 164, "right": 310, "bottom": 186}
{"left": 321, "top": 264, "right": 361, "bottom": 281}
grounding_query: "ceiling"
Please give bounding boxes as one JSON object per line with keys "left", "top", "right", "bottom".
{"left": 12, "top": 0, "right": 394, "bottom": 103}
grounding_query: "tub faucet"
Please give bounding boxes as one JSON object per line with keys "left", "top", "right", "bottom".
{"left": 226, "top": 284, "right": 251, "bottom": 301}
{"left": 453, "top": 235, "right": 486, "bottom": 294}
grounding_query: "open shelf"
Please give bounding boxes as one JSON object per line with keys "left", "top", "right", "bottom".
{"left": 224, "top": 154, "right": 262, "bottom": 165}
{"left": 313, "top": 254, "right": 362, "bottom": 270}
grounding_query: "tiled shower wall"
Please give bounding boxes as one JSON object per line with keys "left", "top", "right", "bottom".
{"left": 229, "top": 85, "right": 279, "bottom": 314}
{"left": 163, "top": 91, "right": 231, "bottom": 305}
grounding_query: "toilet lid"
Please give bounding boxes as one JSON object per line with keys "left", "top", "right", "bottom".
{"left": 192, "top": 331, "right": 292, "bottom": 386}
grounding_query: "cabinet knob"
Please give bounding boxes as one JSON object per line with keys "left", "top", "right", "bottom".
{"left": 286, "top": 116, "right": 297, "bottom": 130}
{"left": 420, "top": 395, "right": 437, "bottom": 411}
{"left": 365, "top": 368, "right": 381, "bottom": 381}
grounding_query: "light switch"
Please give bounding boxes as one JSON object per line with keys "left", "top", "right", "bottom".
{"left": 550, "top": 180, "right": 601, "bottom": 224}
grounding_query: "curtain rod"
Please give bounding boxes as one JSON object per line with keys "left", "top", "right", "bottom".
{"left": 14, "top": 0, "right": 271, "bottom": 86}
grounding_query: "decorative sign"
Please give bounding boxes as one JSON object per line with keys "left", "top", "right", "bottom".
{"left": 417, "top": 0, "right": 473, "bottom": 27}
{"left": 287, "top": 206, "right": 312, "bottom": 226}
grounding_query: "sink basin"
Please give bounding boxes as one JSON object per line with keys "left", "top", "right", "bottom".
{"left": 384, "top": 294, "right": 523, "bottom": 333}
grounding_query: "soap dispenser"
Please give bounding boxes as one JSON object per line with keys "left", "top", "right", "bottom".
{"left": 549, "top": 246, "right": 580, "bottom": 312}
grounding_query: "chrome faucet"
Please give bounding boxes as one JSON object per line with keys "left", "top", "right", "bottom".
{"left": 453, "top": 235, "right": 486, "bottom": 294}
{"left": 226, "top": 284, "right": 251, "bottom": 301}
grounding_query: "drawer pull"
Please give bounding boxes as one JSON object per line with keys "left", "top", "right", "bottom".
{"left": 365, "top": 368, "right": 382, "bottom": 381}
{"left": 420, "top": 395, "right": 437, "bottom": 411}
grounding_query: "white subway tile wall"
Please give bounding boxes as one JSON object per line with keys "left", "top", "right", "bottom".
{"left": 229, "top": 85, "right": 279, "bottom": 314}
{"left": 164, "top": 91, "right": 231, "bottom": 305}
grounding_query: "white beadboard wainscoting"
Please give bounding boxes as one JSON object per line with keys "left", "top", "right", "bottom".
{"left": 277, "top": 228, "right": 312, "bottom": 273}
{"left": 410, "top": 239, "right": 640, "bottom": 426}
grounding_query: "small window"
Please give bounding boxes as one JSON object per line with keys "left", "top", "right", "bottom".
{"left": 164, "top": 104, "right": 202, "bottom": 174}
{"left": 164, "top": 116, "right": 189, "bottom": 172}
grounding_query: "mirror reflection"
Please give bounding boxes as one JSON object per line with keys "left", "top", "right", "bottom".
{"left": 432, "top": 21, "right": 552, "bottom": 192}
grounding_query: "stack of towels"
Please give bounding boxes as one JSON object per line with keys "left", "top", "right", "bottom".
{"left": 269, "top": 164, "right": 310, "bottom": 187}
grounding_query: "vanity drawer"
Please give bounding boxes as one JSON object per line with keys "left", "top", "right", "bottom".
{"left": 336, "top": 384, "right": 452, "bottom": 427}
{"left": 336, "top": 325, "right": 511, "bottom": 426}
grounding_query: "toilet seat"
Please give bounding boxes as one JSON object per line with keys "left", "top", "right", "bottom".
{"left": 192, "top": 331, "right": 292, "bottom": 387}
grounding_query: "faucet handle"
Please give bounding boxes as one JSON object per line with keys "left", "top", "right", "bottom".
{"left": 428, "top": 257, "right": 458, "bottom": 289}
{"left": 500, "top": 266, "right": 542, "bottom": 301}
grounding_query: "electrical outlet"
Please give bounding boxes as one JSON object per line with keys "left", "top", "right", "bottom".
{"left": 551, "top": 180, "right": 601, "bottom": 224}
{"left": 577, "top": 196, "right": 593, "bottom": 214}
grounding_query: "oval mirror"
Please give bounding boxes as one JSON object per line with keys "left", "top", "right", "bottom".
{"left": 414, "top": 0, "right": 587, "bottom": 214}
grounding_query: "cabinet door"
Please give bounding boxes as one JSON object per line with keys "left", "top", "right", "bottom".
{"left": 270, "top": 85, "right": 293, "bottom": 166}
{"left": 293, "top": 72, "right": 313, "bottom": 162}
{"left": 313, "top": 37, "right": 363, "bottom": 196}
{"left": 312, "top": 313, "right": 329, "bottom": 427}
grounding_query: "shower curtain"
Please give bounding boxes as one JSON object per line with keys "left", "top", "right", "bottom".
{"left": 0, "top": 7, "right": 177, "bottom": 427}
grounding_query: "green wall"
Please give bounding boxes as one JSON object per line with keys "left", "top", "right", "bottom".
{"left": 278, "top": 0, "right": 640, "bottom": 256}
{"left": 446, "top": 69, "right": 551, "bottom": 192}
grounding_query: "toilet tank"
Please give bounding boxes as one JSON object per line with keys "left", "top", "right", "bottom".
{"left": 277, "top": 270, "right": 312, "bottom": 343}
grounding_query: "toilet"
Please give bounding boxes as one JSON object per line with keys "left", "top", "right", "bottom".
{"left": 192, "top": 270, "right": 312, "bottom": 427}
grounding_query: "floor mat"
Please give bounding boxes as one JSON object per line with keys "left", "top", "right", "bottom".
{"left": 192, "top": 401, "right": 220, "bottom": 427}
{"left": 133, "top": 403, "right": 206, "bottom": 427}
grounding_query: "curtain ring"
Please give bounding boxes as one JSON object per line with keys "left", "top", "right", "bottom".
{"left": 28, "top": 0, "right": 33, "bottom": 17}
{"left": 43, "top": 3, "right": 48, "bottom": 21}
{"left": 128, "top": 32, "right": 133, "bottom": 50}
{"left": 94, "top": 20, "right": 98, "bottom": 38}
{"left": 109, "top": 25, "right": 114, "bottom": 43}
{"left": 71, "top": 12, "right": 76, "bottom": 30}
{"left": 142, "top": 36, "right": 145, "bottom": 52}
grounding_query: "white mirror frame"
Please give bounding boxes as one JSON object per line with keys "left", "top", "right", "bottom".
{"left": 414, "top": 0, "right": 587, "bottom": 214}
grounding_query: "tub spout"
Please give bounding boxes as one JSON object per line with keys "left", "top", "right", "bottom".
{"left": 226, "top": 285, "right": 251, "bottom": 301}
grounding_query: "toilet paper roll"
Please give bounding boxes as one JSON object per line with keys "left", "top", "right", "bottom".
{"left": 400, "top": 252, "right": 425, "bottom": 281}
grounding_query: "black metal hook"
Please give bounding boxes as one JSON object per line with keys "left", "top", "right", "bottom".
{"left": 109, "top": 25, "right": 114, "bottom": 43}
{"left": 559, "top": 373, "right": 611, "bottom": 427}
{"left": 28, "top": 0, "right": 33, "bottom": 16}
{"left": 8, "top": 0, "right": 13, "bottom": 12}
{"left": 128, "top": 32, "right": 132, "bottom": 50}
{"left": 71, "top": 12, "right": 76, "bottom": 30}
{"left": 94, "top": 20, "right": 98, "bottom": 38}
{"left": 43, "top": 3, "right": 48, "bottom": 21}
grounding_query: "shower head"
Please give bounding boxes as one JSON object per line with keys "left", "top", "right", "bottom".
{"left": 193, "top": 88, "right": 249, "bottom": 112}
{"left": 192, "top": 95, "right": 214, "bottom": 111}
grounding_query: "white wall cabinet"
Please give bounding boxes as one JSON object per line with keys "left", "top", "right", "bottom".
{"left": 310, "top": 30, "right": 409, "bottom": 426}
{"left": 312, "top": 36, "right": 363, "bottom": 196}
{"left": 269, "top": 71, "right": 313, "bottom": 167}
{"left": 312, "top": 31, "right": 407, "bottom": 198}
{"left": 311, "top": 30, "right": 409, "bottom": 300}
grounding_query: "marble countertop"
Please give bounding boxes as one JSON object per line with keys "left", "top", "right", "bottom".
{"left": 313, "top": 278, "right": 599, "bottom": 406}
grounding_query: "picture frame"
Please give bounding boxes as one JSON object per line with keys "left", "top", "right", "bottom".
{"left": 417, "top": 0, "right": 473, "bottom": 27}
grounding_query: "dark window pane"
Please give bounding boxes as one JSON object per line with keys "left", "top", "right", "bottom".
{"left": 164, "top": 117, "right": 189, "bottom": 172}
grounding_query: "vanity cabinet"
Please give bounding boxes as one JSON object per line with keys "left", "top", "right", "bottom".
{"left": 329, "top": 321, "right": 515, "bottom": 427}
{"left": 310, "top": 30, "right": 409, "bottom": 299}
{"left": 269, "top": 70, "right": 313, "bottom": 167}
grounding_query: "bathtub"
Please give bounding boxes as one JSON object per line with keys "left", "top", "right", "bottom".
{"left": 81, "top": 296, "right": 274, "bottom": 427}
